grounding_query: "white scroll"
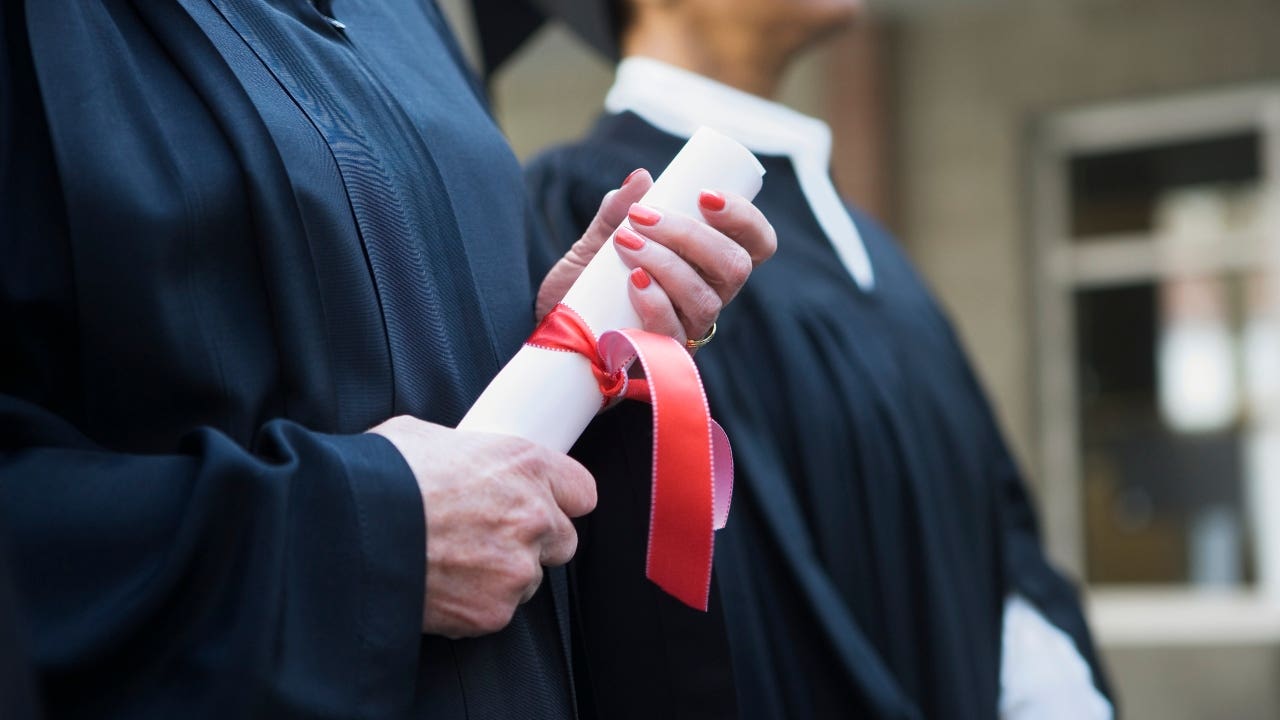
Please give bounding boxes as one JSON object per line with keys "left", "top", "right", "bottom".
{"left": 458, "top": 127, "right": 765, "bottom": 452}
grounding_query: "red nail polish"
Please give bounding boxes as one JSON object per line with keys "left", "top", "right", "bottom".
{"left": 630, "top": 267, "right": 651, "bottom": 289}
{"left": 622, "top": 168, "right": 646, "bottom": 186}
{"left": 698, "top": 190, "right": 726, "bottom": 212}
{"left": 627, "top": 204, "right": 662, "bottom": 227}
{"left": 614, "top": 226, "right": 646, "bottom": 251}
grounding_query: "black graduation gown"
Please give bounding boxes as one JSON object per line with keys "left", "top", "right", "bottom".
{"left": 526, "top": 111, "right": 1113, "bottom": 720}
{"left": 2, "top": 1, "right": 573, "bottom": 717}
{"left": 0, "top": 524, "right": 41, "bottom": 720}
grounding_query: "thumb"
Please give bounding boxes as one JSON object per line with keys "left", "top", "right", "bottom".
{"left": 543, "top": 454, "right": 598, "bottom": 519}
{"left": 574, "top": 168, "right": 653, "bottom": 258}
{"left": 536, "top": 169, "right": 653, "bottom": 318}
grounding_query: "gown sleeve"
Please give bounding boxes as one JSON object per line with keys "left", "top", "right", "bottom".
{"left": 999, "top": 594, "right": 1113, "bottom": 720}
{"left": 0, "top": 396, "right": 427, "bottom": 718}
{"left": 0, "top": 522, "right": 41, "bottom": 720}
{"left": 853, "top": 205, "right": 1117, "bottom": 714}
{"left": 1, "top": 7, "right": 426, "bottom": 717}
{"left": 983, "top": 385, "right": 1116, "bottom": 713}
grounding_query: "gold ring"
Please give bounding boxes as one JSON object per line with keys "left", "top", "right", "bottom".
{"left": 685, "top": 321, "right": 717, "bottom": 349}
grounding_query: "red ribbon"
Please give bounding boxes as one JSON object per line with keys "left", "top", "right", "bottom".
{"left": 526, "top": 304, "right": 733, "bottom": 611}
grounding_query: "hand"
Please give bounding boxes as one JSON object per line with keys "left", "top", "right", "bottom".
{"left": 368, "top": 416, "right": 597, "bottom": 638}
{"left": 536, "top": 169, "right": 777, "bottom": 346}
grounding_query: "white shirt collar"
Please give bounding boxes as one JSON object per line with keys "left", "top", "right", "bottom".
{"left": 605, "top": 56, "right": 875, "bottom": 290}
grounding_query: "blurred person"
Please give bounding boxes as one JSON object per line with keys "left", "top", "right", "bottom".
{"left": 0, "top": 0, "right": 776, "bottom": 717}
{"left": 522, "top": 0, "right": 1115, "bottom": 718}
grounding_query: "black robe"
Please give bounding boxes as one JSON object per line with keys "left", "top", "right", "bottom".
{"left": 2, "top": 1, "right": 573, "bottom": 717}
{"left": 527, "top": 111, "right": 1113, "bottom": 720}
{"left": 0, "top": 524, "right": 40, "bottom": 720}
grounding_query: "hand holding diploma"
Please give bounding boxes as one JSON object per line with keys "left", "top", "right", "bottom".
{"left": 375, "top": 130, "right": 771, "bottom": 638}
{"left": 370, "top": 416, "right": 597, "bottom": 639}
{"left": 464, "top": 128, "right": 771, "bottom": 610}
{"left": 468, "top": 128, "right": 771, "bottom": 452}
{"left": 536, "top": 164, "right": 776, "bottom": 347}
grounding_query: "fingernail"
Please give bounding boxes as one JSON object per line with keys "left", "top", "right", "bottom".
{"left": 622, "top": 168, "right": 646, "bottom": 186}
{"left": 627, "top": 204, "right": 662, "bottom": 227}
{"left": 614, "top": 226, "right": 646, "bottom": 251}
{"left": 698, "top": 190, "right": 726, "bottom": 212}
{"left": 630, "top": 267, "right": 651, "bottom": 289}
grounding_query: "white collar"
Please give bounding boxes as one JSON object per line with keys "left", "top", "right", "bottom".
{"left": 605, "top": 56, "right": 875, "bottom": 290}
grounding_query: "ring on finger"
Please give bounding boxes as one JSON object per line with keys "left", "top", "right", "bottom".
{"left": 685, "top": 321, "right": 717, "bottom": 349}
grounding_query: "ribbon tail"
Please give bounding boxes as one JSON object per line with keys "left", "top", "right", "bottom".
{"left": 601, "top": 329, "right": 725, "bottom": 611}
{"left": 529, "top": 305, "right": 733, "bottom": 610}
{"left": 711, "top": 420, "right": 733, "bottom": 531}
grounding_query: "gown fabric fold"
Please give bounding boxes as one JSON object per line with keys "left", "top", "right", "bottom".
{"left": 2, "top": 1, "right": 573, "bottom": 717}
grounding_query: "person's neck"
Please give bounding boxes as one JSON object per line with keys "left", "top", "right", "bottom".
{"left": 620, "top": 17, "right": 792, "bottom": 99}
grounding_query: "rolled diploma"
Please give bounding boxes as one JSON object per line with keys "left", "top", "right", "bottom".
{"left": 458, "top": 127, "right": 765, "bottom": 452}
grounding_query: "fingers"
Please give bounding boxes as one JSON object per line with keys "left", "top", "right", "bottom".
{"left": 538, "top": 508, "right": 578, "bottom": 568}
{"left": 626, "top": 267, "right": 687, "bottom": 343}
{"left": 519, "top": 562, "right": 545, "bottom": 604}
{"left": 618, "top": 232, "right": 717, "bottom": 341}
{"left": 407, "top": 424, "right": 596, "bottom": 638}
{"left": 535, "top": 461, "right": 586, "bottom": 568}
{"left": 612, "top": 190, "right": 774, "bottom": 344}
{"left": 540, "top": 451, "right": 597, "bottom": 519}
{"left": 535, "top": 169, "right": 654, "bottom": 319}
{"left": 621, "top": 203, "right": 754, "bottom": 306}
{"left": 615, "top": 214, "right": 725, "bottom": 339}
{"left": 695, "top": 190, "right": 778, "bottom": 265}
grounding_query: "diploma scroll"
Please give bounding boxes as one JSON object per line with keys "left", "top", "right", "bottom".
{"left": 459, "top": 127, "right": 765, "bottom": 449}
{"left": 458, "top": 127, "right": 764, "bottom": 611}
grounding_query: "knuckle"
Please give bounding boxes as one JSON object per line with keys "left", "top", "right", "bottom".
{"left": 722, "top": 246, "right": 753, "bottom": 287}
{"left": 518, "top": 557, "right": 542, "bottom": 588}
{"left": 567, "top": 240, "right": 596, "bottom": 265}
{"left": 640, "top": 296, "right": 680, "bottom": 334}
{"left": 502, "top": 492, "right": 552, "bottom": 540}
{"left": 499, "top": 553, "right": 540, "bottom": 590}
{"left": 691, "top": 285, "right": 722, "bottom": 324}
{"left": 503, "top": 497, "right": 540, "bottom": 532}
{"left": 654, "top": 308, "right": 684, "bottom": 338}
{"left": 477, "top": 604, "right": 517, "bottom": 635}
{"left": 511, "top": 441, "right": 551, "bottom": 477}
{"left": 559, "top": 526, "right": 579, "bottom": 562}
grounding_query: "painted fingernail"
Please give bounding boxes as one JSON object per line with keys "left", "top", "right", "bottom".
{"left": 627, "top": 204, "right": 662, "bottom": 227}
{"left": 698, "top": 190, "right": 726, "bottom": 212}
{"left": 622, "top": 168, "right": 646, "bottom": 186}
{"left": 630, "top": 267, "right": 651, "bottom": 289}
{"left": 614, "top": 226, "right": 646, "bottom": 251}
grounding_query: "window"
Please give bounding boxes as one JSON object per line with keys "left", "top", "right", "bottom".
{"left": 1031, "top": 86, "right": 1280, "bottom": 643}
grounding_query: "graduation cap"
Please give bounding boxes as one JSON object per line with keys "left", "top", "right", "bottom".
{"left": 470, "top": 0, "right": 622, "bottom": 77}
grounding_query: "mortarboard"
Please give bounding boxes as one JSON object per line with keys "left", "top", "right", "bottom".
{"left": 470, "top": 0, "right": 621, "bottom": 77}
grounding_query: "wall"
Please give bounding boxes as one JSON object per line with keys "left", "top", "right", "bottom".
{"left": 892, "top": 0, "right": 1280, "bottom": 485}
{"left": 892, "top": 3, "right": 1280, "bottom": 716}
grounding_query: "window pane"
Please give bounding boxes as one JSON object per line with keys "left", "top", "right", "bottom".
{"left": 1076, "top": 275, "right": 1262, "bottom": 586}
{"left": 1068, "top": 133, "right": 1260, "bottom": 238}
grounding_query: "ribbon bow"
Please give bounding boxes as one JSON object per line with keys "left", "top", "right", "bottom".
{"left": 526, "top": 304, "right": 733, "bottom": 611}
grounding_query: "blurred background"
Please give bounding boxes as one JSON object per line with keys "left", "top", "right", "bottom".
{"left": 443, "top": 0, "right": 1280, "bottom": 717}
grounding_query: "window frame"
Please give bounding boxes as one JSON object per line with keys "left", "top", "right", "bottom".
{"left": 1030, "top": 84, "right": 1280, "bottom": 646}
